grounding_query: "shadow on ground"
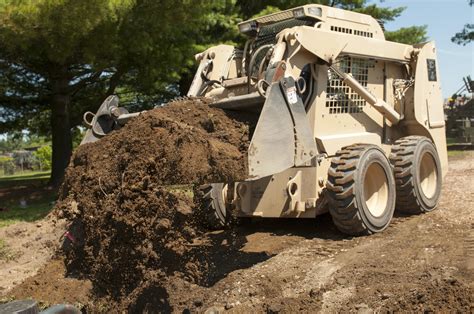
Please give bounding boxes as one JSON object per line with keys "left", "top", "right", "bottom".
{"left": 196, "top": 213, "right": 345, "bottom": 287}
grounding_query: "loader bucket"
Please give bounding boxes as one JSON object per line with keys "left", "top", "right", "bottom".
{"left": 80, "top": 96, "right": 120, "bottom": 144}
{"left": 247, "top": 77, "right": 317, "bottom": 179}
{"left": 80, "top": 95, "right": 139, "bottom": 145}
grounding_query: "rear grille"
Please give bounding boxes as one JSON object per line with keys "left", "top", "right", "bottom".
{"left": 249, "top": 19, "right": 315, "bottom": 76}
{"left": 253, "top": 19, "right": 315, "bottom": 50}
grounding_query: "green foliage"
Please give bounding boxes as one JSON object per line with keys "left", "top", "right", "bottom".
{"left": 237, "top": 0, "right": 406, "bottom": 24}
{"left": 386, "top": 26, "right": 428, "bottom": 45}
{"left": 0, "top": 133, "right": 23, "bottom": 153}
{"left": 452, "top": 24, "right": 473, "bottom": 46}
{"left": 12, "top": 150, "right": 35, "bottom": 170}
{"left": 452, "top": 0, "right": 473, "bottom": 45}
{"left": 0, "top": 0, "right": 210, "bottom": 132}
{"left": 0, "top": 0, "right": 428, "bottom": 124}
{"left": 0, "top": 156, "right": 15, "bottom": 175}
{"left": 0, "top": 0, "right": 429, "bottom": 126}
{"left": 0, "top": 156, "right": 12, "bottom": 163}
{"left": 0, "top": 134, "right": 50, "bottom": 153}
{"left": 71, "top": 127, "right": 85, "bottom": 149}
{"left": 33, "top": 145, "right": 52, "bottom": 171}
{"left": 0, "top": 0, "right": 212, "bottom": 182}
{"left": 251, "top": 6, "right": 281, "bottom": 18}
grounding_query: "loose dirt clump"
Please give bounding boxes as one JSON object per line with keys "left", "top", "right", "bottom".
{"left": 53, "top": 98, "right": 255, "bottom": 310}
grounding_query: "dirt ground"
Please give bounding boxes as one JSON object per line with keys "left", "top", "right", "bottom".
{"left": 3, "top": 152, "right": 472, "bottom": 312}
{"left": 0, "top": 217, "right": 66, "bottom": 293}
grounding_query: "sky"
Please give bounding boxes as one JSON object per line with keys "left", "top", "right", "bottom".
{"left": 378, "top": 0, "right": 473, "bottom": 98}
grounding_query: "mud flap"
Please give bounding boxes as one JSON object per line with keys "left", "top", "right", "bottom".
{"left": 248, "top": 77, "right": 317, "bottom": 179}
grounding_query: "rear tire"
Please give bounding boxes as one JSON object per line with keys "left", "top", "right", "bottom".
{"left": 326, "top": 144, "right": 396, "bottom": 236}
{"left": 194, "top": 183, "right": 229, "bottom": 229}
{"left": 389, "top": 136, "right": 442, "bottom": 214}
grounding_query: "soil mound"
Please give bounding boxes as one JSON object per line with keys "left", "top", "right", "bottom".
{"left": 55, "top": 98, "right": 255, "bottom": 308}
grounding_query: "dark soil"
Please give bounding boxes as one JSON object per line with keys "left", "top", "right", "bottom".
{"left": 9, "top": 258, "right": 92, "bottom": 309}
{"left": 5, "top": 101, "right": 472, "bottom": 313}
{"left": 52, "top": 98, "right": 257, "bottom": 310}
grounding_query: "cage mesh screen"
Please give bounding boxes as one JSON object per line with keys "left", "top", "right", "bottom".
{"left": 326, "top": 56, "right": 369, "bottom": 114}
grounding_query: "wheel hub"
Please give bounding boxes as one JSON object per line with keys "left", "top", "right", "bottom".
{"left": 419, "top": 152, "right": 437, "bottom": 199}
{"left": 364, "top": 162, "right": 389, "bottom": 217}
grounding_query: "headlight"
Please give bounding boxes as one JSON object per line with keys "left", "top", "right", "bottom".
{"left": 239, "top": 21, "right": 257, "bottom": 33}
{"left": 293, "top": 8, "right": 305, "bottom": 18}
{"left": 308, "top": 7, "right": 322, "bottom": 17}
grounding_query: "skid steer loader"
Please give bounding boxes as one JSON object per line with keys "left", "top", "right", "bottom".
{"left": 81, "top": 4, "right": 448, "bottom": 235}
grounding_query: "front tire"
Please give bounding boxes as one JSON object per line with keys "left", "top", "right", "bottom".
{"left": 389, "top": 136, "right": 442, "bottom": 214}
{"left": 326, "top": 144, "right": 396, "bottom": 236}
{"left": 194, "top": 183, "right": 229, "bottom": 229}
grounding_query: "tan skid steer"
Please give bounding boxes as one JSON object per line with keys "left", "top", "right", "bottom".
{"left": 82, "top": 4, "right": 448, "bottom": 236}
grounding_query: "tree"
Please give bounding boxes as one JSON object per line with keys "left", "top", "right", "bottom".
{"left": 386, "top": 26, "right": 427, "bottom": 45}
{"left": 34, "top": 145, "right": 53, "bottom": 171}
{"left": 451, "top": 0, "right": 473, "bottom": 45}
{"left": 0, "top": 133, "right": 23, "bottom": 153}
{"left": 0, "top": 156, "right": 15, "bottom": 175}
{"left": 0, "top": 0, "right": 208, "bottom": 185}
{"left": 1, "top": 0, "right": 427, "bottom": 185}
{"left": 0, "top": 133, "right": 50, "bottom": 153}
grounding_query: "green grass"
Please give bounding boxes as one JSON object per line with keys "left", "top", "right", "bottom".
{"left": 447, "top": 150, "right": 468, "bottom": 158}
{"left": 0, "top": 170, "right": 51, "bottom": 182}
{"left": 0, "top": 170, "right": 55, "bottom": 228}
{"left": 0, "top": 171, "right": 50, "bottom": 187}
{"left": 0, "top": 197, "right": 55, "bottom": 228}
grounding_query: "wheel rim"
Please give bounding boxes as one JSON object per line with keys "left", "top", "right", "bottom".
{"left": 364, "top": 162, "right": 389, "bottom": 217}
{"left": 222, "top": 183, "right": 228, "bottom": 205}
{"left": 419, "top": 152, "right": 437, "bottom": 199}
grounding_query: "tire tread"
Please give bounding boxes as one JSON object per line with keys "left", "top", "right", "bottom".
{"left": 389, "top": 136, "right": 434, "bottom": 214}
{"left": 326, "top": 144, "right": 375, "bottom": 236}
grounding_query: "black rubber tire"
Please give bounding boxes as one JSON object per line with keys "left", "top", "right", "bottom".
{"left": 389, "top": 136, "right": 442, "bottom": 214}
{"left": 194, "top": 183, "right": 228, "bottom": 229}
{"left": 326, "top": 144, "right": 396, "bottom": 236}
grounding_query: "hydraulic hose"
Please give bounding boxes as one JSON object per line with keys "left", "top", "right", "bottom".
{"left": 247, "top": 44, "right": 273, "bottom": 93}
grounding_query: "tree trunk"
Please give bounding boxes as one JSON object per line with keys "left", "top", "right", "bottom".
{"left": 50, "top": 75, "right": 72, "bottom": 187}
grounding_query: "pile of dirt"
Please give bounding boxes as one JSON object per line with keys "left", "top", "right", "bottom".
{"left": 54, "top": 98, "right": 256, "bottom": 309}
